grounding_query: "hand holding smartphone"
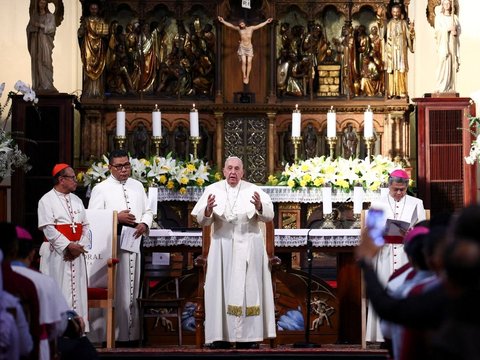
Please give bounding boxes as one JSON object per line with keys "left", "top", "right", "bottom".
{"left": 366, "top": 207, "right": 387, "bottom": 247}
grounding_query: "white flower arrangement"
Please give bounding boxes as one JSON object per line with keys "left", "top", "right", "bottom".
{"left": 267, "top": 155, "right": 399, "bottom": 192}
{"left": 0, "top": 81, "right": 37, "bottom": 179}
{"left": 464, "top": 116, "right": 480, "bottom": 165}
{"left": 78, "top": 153, "right": 221, "bottom": 194}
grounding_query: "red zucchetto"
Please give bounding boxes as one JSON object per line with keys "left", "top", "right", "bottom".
{"left": 52, "top": 163, "right": 70, "bottom": 177}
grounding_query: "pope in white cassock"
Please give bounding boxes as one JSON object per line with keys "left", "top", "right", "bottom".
{"left": 88, "top": 149, "right": 153, "bottom": 343}
{"left": 365, "top": 169, "right": 426, "bottom": 343}
{"left": 191, "top": 156, "right": 276, "bottom": 349}
{"left": 38, "top": 163, "right": 90, "bottom": 332}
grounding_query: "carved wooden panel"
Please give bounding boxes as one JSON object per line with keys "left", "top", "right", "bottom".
{"left": 224, "top": 115, "right": 268, "bottom": 183}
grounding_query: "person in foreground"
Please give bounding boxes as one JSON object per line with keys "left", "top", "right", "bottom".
{"left": 366, "top": 168, "right": 426, "bottom": 343}
{"left": 357, "top": 205, "right": 480, "bottom": 359}
{"left": 191, "top": 156, "right": 276, "bottom": 349}
{"left": 37, "top": 163, "right": 90, "bottom": 333}
{"left": 88, "top": 149, "right": 153, "bottom": 345}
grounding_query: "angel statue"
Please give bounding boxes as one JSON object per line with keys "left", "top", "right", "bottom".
{"left": 427, "top": 0, "right": 461, "bottom": 93}
{"left": 27, "top": 0, "right": 64, "bottom": 93}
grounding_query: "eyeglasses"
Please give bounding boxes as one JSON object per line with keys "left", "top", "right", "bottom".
{"left": 61, "top": 175, "right": 77, "bottom": 181}
{"left": 110, "top": 162, "right": 131, "bottom": 170}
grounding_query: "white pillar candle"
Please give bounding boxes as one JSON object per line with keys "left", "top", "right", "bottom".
{"left": 116, "top": 104, "right": 125, "bottom": 137}
{"left": 322, "top": 186, "right": 332, "bottom": 214}
{"left": 380, "top": 186, "right": 389, "bottom": 198}
{"left": 353, "top": 186, "right": 364, "bottom": 214}
{"left": 148, "top": 187, "right": 158, "bottom": 217}
{"left": 364, "top": 105, "right": 373, "bottom": 138}
{"left": 190, "top": 104, "right": 199, "bottom": 137}
{"left": 152, "top": 104, "right": 162, "bottom": 137}
{"left": 327, "top": 106, "right": 336, "bottom": 138}
{"left": 292, "top": 104, "right": 301, "bottom": 137}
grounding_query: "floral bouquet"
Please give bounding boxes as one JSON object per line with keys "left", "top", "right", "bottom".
{"left": 0, "top": 81, "right": 37, "bottom": 179}
{"left": 79, "top": 153, "right": 221, "bottom": 194}
{"left": 267, "top": 155, "right": 399, "bottom": 192}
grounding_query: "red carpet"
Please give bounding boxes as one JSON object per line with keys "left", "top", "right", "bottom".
{"left": 98, "top": 344, "right": 389, "bottom": 359}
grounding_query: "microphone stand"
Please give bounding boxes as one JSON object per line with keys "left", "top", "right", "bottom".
{"left": 293, "top": 228, "right": 320, "bottom": 348}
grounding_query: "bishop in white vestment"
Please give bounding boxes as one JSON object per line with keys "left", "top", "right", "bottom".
{"left": 365, "top": 169, "right": 426, "bottom": 342}
{"left": 38, "top": 164, "right": 90, "bottom": 332}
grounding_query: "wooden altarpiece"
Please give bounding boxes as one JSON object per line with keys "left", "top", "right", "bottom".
{"left": 73, "top": 0, "right": 417, "bottom": 347}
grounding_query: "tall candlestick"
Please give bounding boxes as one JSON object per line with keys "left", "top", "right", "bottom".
{"left": 364, "top": 105, "right": 373, "bottom": 138}
{"left": 152, "top": 104, "right": 161, "bottom": 137}
{"left": 116, "top": 104, "right": 125, "bottom": 137}
{"left": 327, "top": 106, "right": 336, "bottom": 138}
{"left": 190, "top": 104, "right": 199, "bottom": 137}
{"left": 292, "top": 104, "right": 301, "bottom": 137}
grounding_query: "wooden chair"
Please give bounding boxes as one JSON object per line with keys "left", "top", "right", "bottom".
{"left": 194, "top": 220, "right": 280, "bottom": 348}
{"left": 86, "top": 210, "right": 119, "bottom": 349}
{"left": 137, "top": 252, "right": 185, "bottom": 346}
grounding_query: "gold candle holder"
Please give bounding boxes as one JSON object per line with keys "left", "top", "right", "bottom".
{"left": 291, "top": 136, "right": 302, "bottom": 163}
{"left": 190, "top": 136, "right": 201, "bottom": 160}
{"left": 326, "top": 136, "right": 338, "bottom": 158}
{"left": 364, "top": 136, "right": 375, "bottom": 161}
{"left": 322, "top": 212, "right": 336, "bottom": 229}
{"left": 352, "top": 213, "right": 361, "bottom": 229}
{"left": 114, "top": 135, "right": 126, "bottom": 150}
{"left": 151, "top": 136, "right": 163, "bottom": 156}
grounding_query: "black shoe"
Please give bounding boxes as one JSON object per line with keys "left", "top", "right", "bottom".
{"left": 236, "top": 342, "right": 259, "bottom": 349}
{"left": 206, "top": 341, "right": 232, "bottom": 349}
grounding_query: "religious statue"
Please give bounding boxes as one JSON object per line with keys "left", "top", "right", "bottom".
{"left": 174, "top": 125, "right": 188, "bottom": 159}
{"left": 342, "top": 124, "right": 358, "bottom": 159}
{"left": 27, "top": 0, "right": 64, "bottom": 93}
{"left": 137, "top": 22, "right": 160, "bottom": 93}
{"left": 78, "top": 1, "right": 109, "bottom": 97}
{"left": 385, "top": 4, "right": 415, "bottom": 99}
{"left": 369, "top": 25, "right": 385, "bottom": 94}
{"left": 133, "top": 124, "right": 148, "bottom": 159}
{"left": 340, "top": 25, "right": 358, "bottom": 97}
{"left": 360, "top": 55, "right": 382, "bottom": 97}
{"left": 434, "top": 0, "right": 460, "bottom": 93}
{"left": 304, "top": 124, "right": 318, "bottom": 159}
{"left": 218, "top": 16, "right": 273, "bottom": 85}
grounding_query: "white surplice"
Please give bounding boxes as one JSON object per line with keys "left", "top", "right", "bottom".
{"left": 37, "top": 189, "right": 90, "bottom": 332}
{"left": 191, "top": 180, "right": 277, "bottom": 344}
{"left": 88, "top": 176, "right": 153, "bottom": 341}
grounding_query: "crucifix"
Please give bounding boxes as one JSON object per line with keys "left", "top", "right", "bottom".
{"left": 70, "top": 222, "right": 77, "bottom": 234}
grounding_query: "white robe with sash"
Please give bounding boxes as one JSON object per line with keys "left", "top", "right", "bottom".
{"left": 191, "top": 180, "right": 276, "bottom": 344}
{"left": 37, "top": 189, "right": 90, "bottom": 332}
{"left": 366, "top": 193, "right": 426, "bottom": 342}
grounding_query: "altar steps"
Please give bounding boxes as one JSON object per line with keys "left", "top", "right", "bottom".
{"left": 97, "top": 345, "right": 389, "bottom": 360}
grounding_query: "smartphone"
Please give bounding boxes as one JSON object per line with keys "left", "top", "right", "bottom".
{"left": 366, "top": 207, "right": 386, "bottom": 246}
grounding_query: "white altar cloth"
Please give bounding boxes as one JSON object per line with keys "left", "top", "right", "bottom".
{"left": 144, "top": 228, "right": 361, "bottom": 248}
{"left": 156, "top": 186, "right": 382, "bottom": 204}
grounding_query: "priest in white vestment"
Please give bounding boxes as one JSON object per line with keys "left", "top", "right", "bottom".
{"left": 88, "top": 149, "right": 153, "bottom": 343}
{"left": 365, "top": 169, "right": 426, "bottom": 342}
{"left": 38, "top": 163, "right": 90, "bottom": 333}
{"left": 191, "top": 156, "right": 276, "bottom": 349}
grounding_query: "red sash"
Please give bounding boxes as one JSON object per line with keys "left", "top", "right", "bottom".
{"left": 384, "top": 235, "right": 404, "bottom": 244}
{"left": 54, "top": 223, "right": 83, "bottom": 241}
